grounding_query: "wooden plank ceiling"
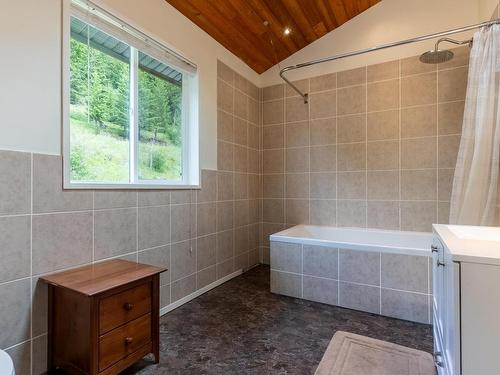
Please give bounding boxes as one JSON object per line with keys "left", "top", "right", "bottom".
{"left": 165, "top": 0, "right": 381, "bottom": 73}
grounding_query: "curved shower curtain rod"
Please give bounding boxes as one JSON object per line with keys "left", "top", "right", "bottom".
{"left": 280, "top": 18, "right": 500, "bottom": 103}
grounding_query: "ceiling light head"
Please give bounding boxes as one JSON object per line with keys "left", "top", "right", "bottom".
{"left": 283, "top": 27, "right": 291, "bottom": 36}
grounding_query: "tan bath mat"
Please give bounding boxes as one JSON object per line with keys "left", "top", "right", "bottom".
{"left": 315, "top": 331, "right": 436, "bottom": 375}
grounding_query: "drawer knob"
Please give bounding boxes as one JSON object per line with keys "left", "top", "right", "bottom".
{"left": 431, "top": 245, "right": 438, "bottom": 253}
{"left": 124, "top": 303, "right": 134, "bottom": 311}
{"left": 125, "top": 337, "right": 133, "bottom": 344}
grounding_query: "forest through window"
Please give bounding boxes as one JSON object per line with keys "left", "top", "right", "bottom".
{"left": 69, "top": 16, "right": 184, "bottom": 184}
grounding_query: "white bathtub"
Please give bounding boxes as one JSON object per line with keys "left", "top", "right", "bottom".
{"left": 270, "top": 225, "right": 432, "bottom": 256}
{"left": 270, "top": 225, "right": 433, "bottom": 324}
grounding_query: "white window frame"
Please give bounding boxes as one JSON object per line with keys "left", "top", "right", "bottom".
{"left": 62, "top": 0, "right": 200, "bottom": 189}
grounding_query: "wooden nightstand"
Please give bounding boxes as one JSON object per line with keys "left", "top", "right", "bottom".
{"left": 41, "top": 260, "right": 167, "bottom": 375}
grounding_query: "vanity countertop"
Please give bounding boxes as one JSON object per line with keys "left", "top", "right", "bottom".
{"left": 433, "top": 224, "right": 500, "bottom": 265}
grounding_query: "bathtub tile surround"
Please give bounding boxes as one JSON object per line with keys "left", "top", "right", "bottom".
{"left": 262, "top": 47, "right": 468, "bottom": 262}
{"left": 270, "top": 240, "right": 432, "bottom": 324}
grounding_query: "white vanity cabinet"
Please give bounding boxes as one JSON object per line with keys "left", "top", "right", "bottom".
{"left": 433, "top": 225, "right": 500, "bottom": 375}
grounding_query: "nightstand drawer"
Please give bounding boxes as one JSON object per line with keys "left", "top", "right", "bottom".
{"left": 99, "top": 313, "right": 151, "bottom": 371}
{"left": 99, "top": 282, "right": 151, "bottom": 334}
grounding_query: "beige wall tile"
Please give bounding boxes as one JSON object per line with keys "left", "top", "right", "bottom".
{"left": 337, "top": 200, "right": 367, "bottom": 228}
{"left": 438, "top": 135, "right": 460, "bottom": 168}
{"left": 263, "top": 100, "right": 284, "bottom": 125}
{"left": 310, "top": 145, "right": 336, "bottom": 172}
{"left": 217, "top": 60, "right": 234, "bottom": 84}
{"left": 286, "top": 96, "right": 309, "bottom": 122}
{"left": 139, "top": 190, "right": 171, "bottom": 206}
{"left": 171, "top": 240, "right": 196, "bottom": 282}
{"left": 263, "top": 174, "right": 284, "bottom": 198}
{"left": 33, "top": 154, "right": 92, "bottom": 214}
{"left": 138, "top": 245, "right": 170, "bottom": 285}
{"left": 171, "top": 274, "right": 196, "bottom": 302}
{"left": 248, "top": 126, "right": 260, "bottom": 150}
{"left": 438, "top": 101, "right": 464, "bottom": 135}
{"left": 401, "top": 201, "right": 437, "bottom": 232}
{"left": 139, "top": 206, "right": 171, "bottom": 249}
{"left": 94, "top": 208, "right": 137, "bottom": 260}
{"left": 248, "top": 174, "right": 260, "bottom": 199}
{"left": 310, "top": 200, "right": 336, "bottom": 226}
{"left": 401, "top": 169, "right": 437, "bottom": 200}
{"left": 197, "top": 265, "right": 217, "bottom": 289}
{"left": 337, "top": 114, "right": 366, "bottom": 143}
{"left": 32, "top": 334, "right": 48, "bottom": 375}
{"left": 310, "top": 118, "right": 336, "bottom": 145}
{"left": 217, "top": 171, "right": 233, "bottom": 201}
{"left": 197, "top": 202, "right": 217, "bottom": 236}
{"left": 368, "top": 201, "right": 400, "bottom": 230}
{"left": 337, "top": 85, "right": 366, "bottom": 115}
{"left": 263, "top": 149, "right": 284, "bottom": 173}
{"left": 286, "top": 173, "right": 309, "bottom": 198}
{"left": 217, "top": 141, "right": 234, "bottom": 171}
{"left": 310, "top": 90, "right": 336, "bottom": 119}
{"left": 234, "top": 90, "right": 248, "bottom": 120}
{"left": 338, "top": 67, "right": 366, "bottom": 87}
{"left": 32, "top": 212, "right": 92, "bottom": 275}
{"left": 263, "top": 199, "right": 284, "bottom": 223}
{"left": 171, "top": 204, "right": 195, "bottom": 243}
{"left": 285, "top": 199, "right": 309, "bottom": 224}
{"left": 310, "top": 172, "right": 336, "bottom": 199}
{"left": 401, "top": 137, "right": 437, "bottom": 169}
{"left": 286, "top": 147, "right": 309, "bottom": 173}
{"left": 0, "top": 151, "right": 31, "bottom": 215}
{"left": 367, "top": 60, "right": 399, "bottom": 82}
{"left": 0, "top": 216, "right": 30, "bottom": 283}
{"left": 367, "top": 79, "right": 399, "bottom": 111}
{"left": 367, "top": 171, "right": 399, "bottom": 200}
{"left": 438, "top": 201, "right": 451, "bottom": 224}
{"left": 217, "top": 259, "right": 235, "bottom": 278}
{"left": 310, "top": 73, "right": 336, "bottom": 92}
{"left": 401, "top": 72, "right": 437, "bottom": 107}
{"left": 217, "top": 109, "right": 233, "bottom": 142}
{"left": 367, "top": 141, "right": 399, "bottom": 170}
{"left": 0, "top": 279, "right": 30, "bottom": 348}
{"left": 249, "top": 98, "right": 260, "bottom": 125}
{"left": 233, "top": 117, "right": 248, "bottom": 146}
{"left": 233, "top": 145, "right": 248, "bottom": 173}
{"left": 234, "top": 200, "right": 249, "bottom": 227}
{"left": 263, "top": 84, "right": 284, "bottom": 101}
{"left": 438, "top": 66, "right": 468, "bottom": 102}
{"left": 234, "top": 226, "right": 249, "bottom": 255}
{"left": 94, "top": 191, "right": 137, "bottom": 210}
{"left": 197, "top": 170, "right": 217, "bottom": 203}
{"left": 217, "top": 79, "right": 233, "bottom": 113}
{"left": 401, "top": 105, "right": 437, "bottom": 138}
{"left": 216, "top": 229, "right": 234, "bottom": 262}
{"left": 285, "top": 121, "right": 309, "bottom": 147}
{"left": 337, "top": 143, "right": 366, "bottom": 171}
{"left": 234, "top": 173, "right": 248, "bottom": 199}
{"left": 367, "top": 110, "right": 399, "bottom": 141}
{"left": 263, "top": 124, "right": 284, "bottom": 149}
{"left": 216, "top": 201, "right": 234, "bottom": 232}
{"left": 338, "top": 172, "right": 366, "bottom": 200}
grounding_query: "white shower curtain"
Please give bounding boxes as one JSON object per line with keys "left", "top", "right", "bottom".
{"left": 449, "top": 25, "right": 500, "bottom": 226}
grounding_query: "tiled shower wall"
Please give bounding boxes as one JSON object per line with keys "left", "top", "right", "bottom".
{"left": 261, "top": 47, "right": 469, "bottom": 262}
{"left": 0, "top": 63, "right": 261, "bottom": 373}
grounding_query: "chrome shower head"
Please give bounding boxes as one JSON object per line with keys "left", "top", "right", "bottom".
{"left": 419, "top": 49, "right": 454, "bottom": 64}
{"left": 419, "top": 37, "right": 472, "bottom": 64}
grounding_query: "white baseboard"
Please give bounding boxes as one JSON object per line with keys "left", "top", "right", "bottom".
{"left": 160, "top": 269, "right": 243, "bottom": 316}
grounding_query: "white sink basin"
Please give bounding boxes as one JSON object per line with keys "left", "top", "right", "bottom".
{"left": 448, "top": 225, "right": 500, "bottom": 241}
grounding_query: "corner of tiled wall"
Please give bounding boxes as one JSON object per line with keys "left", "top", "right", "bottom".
{"left": 260, "top": 46, "right": 469, "bottom": 263}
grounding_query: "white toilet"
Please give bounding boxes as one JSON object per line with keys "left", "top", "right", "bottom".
{"left": 0, "top": 350, "right": 14, "bottom": 375}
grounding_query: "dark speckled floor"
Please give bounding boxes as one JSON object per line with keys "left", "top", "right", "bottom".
{"left": 125, "top": 265, "right": 433, "bottom": 375}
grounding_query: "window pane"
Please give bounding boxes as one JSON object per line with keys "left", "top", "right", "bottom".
{"left": 69, "top": 17, "right": 130, "bottom": 183}
{"left": 138, "top": 52, "right": 183, "bottom": 181}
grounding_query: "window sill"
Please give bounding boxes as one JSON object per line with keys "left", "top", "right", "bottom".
{"left": 63, "top": 182, "right": 201, "bottom": 190}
